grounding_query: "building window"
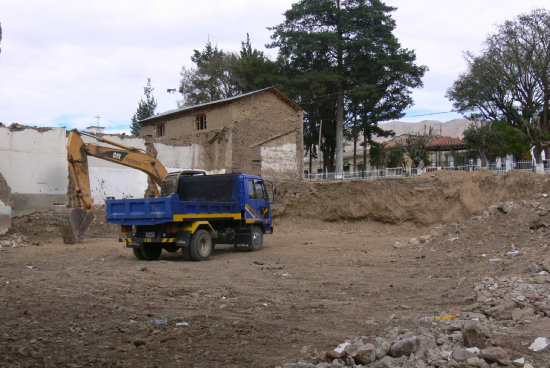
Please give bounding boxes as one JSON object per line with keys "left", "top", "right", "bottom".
{"left": 195, "top": 115, "right": 207, "bottom": 130}
{"left": 156, "top": 123, "right": 165, "bottom": 137}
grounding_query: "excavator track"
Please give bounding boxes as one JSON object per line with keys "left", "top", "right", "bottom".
{"left": 57, "top": 208, "right": 95, "bottom": 244}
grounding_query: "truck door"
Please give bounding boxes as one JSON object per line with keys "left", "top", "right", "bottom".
{"left": 246, "top": 178, "right": 271, "bottom": 230}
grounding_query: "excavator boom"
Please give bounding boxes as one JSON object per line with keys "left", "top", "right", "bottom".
{"left": 59, "top": 130, "right": 169, "bottom": 244}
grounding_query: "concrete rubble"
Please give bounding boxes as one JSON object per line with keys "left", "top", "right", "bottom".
{"left": 0, "top": 233, "right": 35, "bottom": 248}
{"left": 280, "top": 307, "right": 548, "bottom": 367}
{"left": 0, "top": 199, "right": 11, "bottom": 235}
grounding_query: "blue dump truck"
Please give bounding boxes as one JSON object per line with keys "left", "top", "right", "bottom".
{"left": 105, "top": 172, "right": 274, "bottom": 261}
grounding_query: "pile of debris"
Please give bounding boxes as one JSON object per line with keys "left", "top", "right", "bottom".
{"left": 282, "top": 292, "right": 549, "bottom": 368}
{"left": 0, "top": 233, "right": 37, "bottom": 248}
{"left": 5, "top": 209, "right": 61, "bottom": 245}
{"left": 0, "top": 205, "right": 120, "bottom": 245}
{"left": 281, "top": 316, "right": 548, "bottom": 367}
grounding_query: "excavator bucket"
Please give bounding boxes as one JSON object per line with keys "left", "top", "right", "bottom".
{"left": 57, "top": 208, "right": 95, "bottom": 244}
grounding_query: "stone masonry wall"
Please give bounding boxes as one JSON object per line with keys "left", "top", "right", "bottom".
{"left": 140, "top": 103, "right": 235, "bottom": 139}
{"left": 140, "top": 89, "right": 303, "bottom": 179}
{"left": 229, "top": 91, "right": 303, "bottom": 179}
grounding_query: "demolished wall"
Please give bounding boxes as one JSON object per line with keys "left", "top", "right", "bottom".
{"left": 0, "top": 125, "right": 68, "bottom": 211}
{"left": 0, "top": 125, "right": 219, "bottom": 211}
{"left": 79, "top": 134, "right": 150, "bottom": 203}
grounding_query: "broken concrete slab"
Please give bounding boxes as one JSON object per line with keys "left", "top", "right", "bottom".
{"left": 0, "top": 199, "right": 11, "bottom": 235}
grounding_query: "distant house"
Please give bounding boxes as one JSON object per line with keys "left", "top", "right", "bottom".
{"left": 383, "top": 135, "right": 466, "bottom": 168}
{"left": 139, "top": 87, "right": 304, "bottom": 180}
{"left": 426, "top": 136, "right": 466, "bottom": 167}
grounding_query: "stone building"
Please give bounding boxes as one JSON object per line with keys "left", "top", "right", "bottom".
{"left": 139, "top": 87, "right": 304, "bottom": 180}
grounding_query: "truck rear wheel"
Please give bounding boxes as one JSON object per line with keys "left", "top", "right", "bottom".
{"left": 133, "top": 248, "right": 145, "bottom": 260}
{"left": 141, "top": 243, "right": 162, "bottom": 261}
{"left": 181, "top": 247, "right": 192, "bottom": 260}
{"left": 189, "top": 229, "right": 212, "bottom": 261}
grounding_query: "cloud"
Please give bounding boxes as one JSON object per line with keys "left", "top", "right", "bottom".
{"left": 0, "top": 0, "right": 547, "bottom": 129}
{"left": 386, "top": 0, "right": 548, "bottom": 120}
{"left": 0, "top": 0, "right": 294, "bottom": 129}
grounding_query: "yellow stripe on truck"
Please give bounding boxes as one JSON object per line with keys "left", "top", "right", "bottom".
{"left": 181, "top": 221, "right": 214, "bottom": 234}
{"left": 173, "top": 213, "right": 241, "bottom": 221}
{"left": 245, "top": 204, "right": 260, "bottom": 219}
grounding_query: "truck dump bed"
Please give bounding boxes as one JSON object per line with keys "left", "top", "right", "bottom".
{"left": 106, "top": 174, "right": 243, "bottom": 225}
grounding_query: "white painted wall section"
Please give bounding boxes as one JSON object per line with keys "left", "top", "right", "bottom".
{"left": 261, "top": 142, "right": 297, "bottom": 178}
{"left": 89, "top": 167, "right": 149, "bottom": 203}
{"left": 155, "top": 143, "right": 205, "bottom": 170}
{"left": 0, "top": 126, "right": 68, "bottom": 195}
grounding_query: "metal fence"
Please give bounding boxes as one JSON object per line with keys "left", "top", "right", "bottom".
{"left": 305, "top": 160, "right": 550, "bottom": 181}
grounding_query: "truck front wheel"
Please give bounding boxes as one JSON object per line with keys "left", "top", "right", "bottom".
{"left": 248, "top": 226, "right": 263, "bottom": 251}
{"left": 189, "top": 229, "right": 212, "bottom": 261}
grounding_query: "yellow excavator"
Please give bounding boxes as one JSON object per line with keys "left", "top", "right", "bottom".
{"left": 59, "top": 129, "right": 169, "bottom": 244}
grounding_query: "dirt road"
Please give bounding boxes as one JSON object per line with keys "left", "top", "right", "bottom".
{"left": 1, "top": 171, "right": 549, "bottom": 367}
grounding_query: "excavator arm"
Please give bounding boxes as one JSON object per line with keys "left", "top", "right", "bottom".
{"left": 59, "top": 129, "right": 169, "bottom": 243}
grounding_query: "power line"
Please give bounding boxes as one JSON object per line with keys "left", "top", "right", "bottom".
{"left": 403, "top": 111, "right": 456, "bottom": 118}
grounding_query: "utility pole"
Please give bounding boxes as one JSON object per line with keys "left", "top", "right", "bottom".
{"left": 317, "top": 120, "right": 323, "bottom": 174}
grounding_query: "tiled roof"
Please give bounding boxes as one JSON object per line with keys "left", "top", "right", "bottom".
{"left": 427, "top": 136, "right": 465, "bottom": 148}
{"left": 383, "top": 135, "right": 465, "bottom": 150}
{"left": 384, "top": 140, "right": 401, "bottom": 149}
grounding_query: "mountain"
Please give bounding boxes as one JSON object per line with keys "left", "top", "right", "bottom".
{"left": 374, "top": 118, "right": 471, "bottom": 142}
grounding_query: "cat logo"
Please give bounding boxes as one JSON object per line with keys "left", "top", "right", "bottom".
{"left": 101, "top": 150, "right": 129, "bottom": 161}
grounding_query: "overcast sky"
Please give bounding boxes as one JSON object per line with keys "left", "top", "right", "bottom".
{"left": 0, "top": 0, "right": 548, "bottom": 133}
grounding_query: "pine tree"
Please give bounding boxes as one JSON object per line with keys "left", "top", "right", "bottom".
{"left": 130, "top": 78, "right": 157, "bottom": 136}
{"left": 178, "top": 41, "right": 239, "bottom": 107}
{"left": 269, "top": 0, "right": 426, "bottom": 173}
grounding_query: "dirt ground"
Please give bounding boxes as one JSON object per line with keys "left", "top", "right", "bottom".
{"left": 1, "top": 171, "right": 549, "bottom": 367}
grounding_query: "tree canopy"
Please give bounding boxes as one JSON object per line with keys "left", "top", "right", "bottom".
{"left": 130, "top": 78, "right": 157, "bottom": 136}
{"left": 178, "top": 36, "right": 276, "bottom": 107}
{"left": 269, "top": 0, "right": 426, "bottom": 172}
{"left": 447, "top": 8, "right": 550, "bottom": 162}
{"left": 178, "top": 41, "right": 239, "bottom": 107}
{"left": 173, "top": 2, "right": 426, "bottom": 173}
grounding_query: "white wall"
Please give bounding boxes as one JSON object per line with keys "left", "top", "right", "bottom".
{"left": 0, "top": 126, "right": 68, "bottom": 196}
{"left": 260, "top": 134, "right": 298, "bottom": 180}
{"left": 155, "top": 142, "right": 204, "bottom": 169}
{"left": 79, "top": 134, "right": 150, "bottom": 202}
{"left": 0, "top": 127, "right": 222, "bottom": 209}
{"left": 89, "top": 167, "right": 148, "bottom": 203}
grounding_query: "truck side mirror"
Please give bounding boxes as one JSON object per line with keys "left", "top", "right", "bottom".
{"left": 271, "top": 185, "right": 276, "bottom": 204}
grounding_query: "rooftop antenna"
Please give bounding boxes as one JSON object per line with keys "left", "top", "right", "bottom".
{"left": 94, "top": 114, "right": 101, "bottom": 127}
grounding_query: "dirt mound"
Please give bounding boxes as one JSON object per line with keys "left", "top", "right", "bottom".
{"left": 280, "top": 183, "right": 550, "bottom": 368}
{"left": 274, "top": 170, "right": 550, "bottom": 226}
{"left": 2, "top": 205, "right": 119, "bottom": 245}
